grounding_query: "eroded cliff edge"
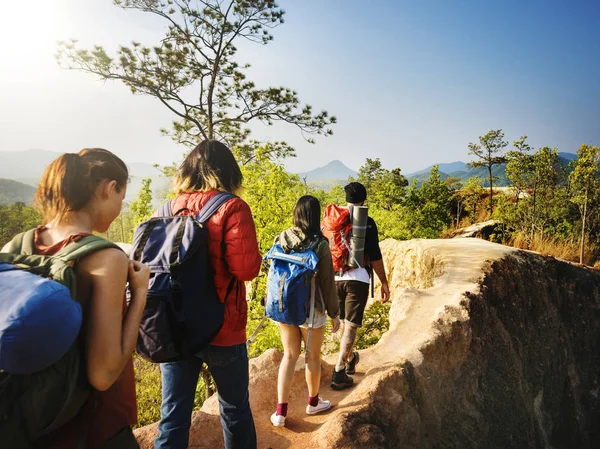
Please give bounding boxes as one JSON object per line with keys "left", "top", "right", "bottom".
{"left": 136, "top": 239, "right": 600, "bottom": 449}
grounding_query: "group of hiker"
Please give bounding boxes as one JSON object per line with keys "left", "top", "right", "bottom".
{"left": 0, "top": 140, "right": 389, "bottom": 449}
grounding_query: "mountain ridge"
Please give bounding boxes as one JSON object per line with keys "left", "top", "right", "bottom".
{"left": 0, "top": 149, "right": 581, "bottom": 203}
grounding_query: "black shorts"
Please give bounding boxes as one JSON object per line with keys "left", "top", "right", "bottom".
{"left": 336, "top": 280, "right": 370, "bottom": 327}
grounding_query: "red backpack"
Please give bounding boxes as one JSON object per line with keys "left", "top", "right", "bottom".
{"left": 321, "top": 204, "right": 353, "bottom": 272}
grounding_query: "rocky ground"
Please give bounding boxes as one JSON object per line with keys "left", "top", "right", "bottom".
{"left": 135, "top": 238, "right": 600, "bottom": 449}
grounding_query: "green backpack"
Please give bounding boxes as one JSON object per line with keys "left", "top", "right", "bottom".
{"left": 0, "top": 230, "right": 121, "bottom": 449}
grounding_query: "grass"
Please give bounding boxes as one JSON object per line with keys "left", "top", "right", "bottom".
{"left": 507, "top": 232, "right": 597, "bottom": 265}
{"left": 133, "top": 354, "right": 210, "bottom": 428}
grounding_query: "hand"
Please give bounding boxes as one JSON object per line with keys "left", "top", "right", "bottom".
{"left": 330, "top": 316, "right": 341, "bottom": 333}
{"left": 380, "top": 283, "right": 390, "bottom": 303}
{"left": 128, "top": 260, "right": 150, "bottom": 292}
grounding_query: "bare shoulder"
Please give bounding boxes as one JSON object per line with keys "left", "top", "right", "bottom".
{"left": 77, "top": 248, "right": 129, "bottom": 276}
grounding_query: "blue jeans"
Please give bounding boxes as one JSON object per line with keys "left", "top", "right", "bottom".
{"left": 154, "top": 344, "right": 257, "bottom": 449}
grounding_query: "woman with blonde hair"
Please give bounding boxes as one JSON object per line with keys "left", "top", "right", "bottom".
{"left": 155, "top": 140, "right": 262, "bottom": 449}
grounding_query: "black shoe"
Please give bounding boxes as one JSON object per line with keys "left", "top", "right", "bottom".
{"left": 331, "top": 368, "right": 354, "bottom": 390}
{"left": 345, "top": 351, "right": 360, "bottom": 375}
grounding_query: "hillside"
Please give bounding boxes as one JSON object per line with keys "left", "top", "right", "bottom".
{"left": 406, "top": 152, "right": 577, "bottom": 186}
{"left": 0, "top": 179, "right": 37, "bottom": 205}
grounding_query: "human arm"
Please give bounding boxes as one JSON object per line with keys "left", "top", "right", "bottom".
{"left": 365, "top": 218, "right": 390, "bottom": 302}
{"left": 330, "top": 316, "right": 341, "bottom": 333}
{"left": 79, "top": 249, "right": 149, "bottom": 391}
{"left": 370, "top": 259, "right": 390, "bottom": 302}
{"left": 223, "top": 199, "right": 261, "bottom": 281}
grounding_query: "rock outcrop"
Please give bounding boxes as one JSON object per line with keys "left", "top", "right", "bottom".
{"left": 443, "top": 220, "right": 500, "bottom": 239}
{"left": 135, "top": 238, "right": 600, "bottom": 449}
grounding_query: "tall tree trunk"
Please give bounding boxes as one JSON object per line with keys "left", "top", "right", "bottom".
{"left": 488, "top": 165, "right": 493, "bottom": 214}
{"left": 579, "top": 186, "right": 588, "bottom": 264}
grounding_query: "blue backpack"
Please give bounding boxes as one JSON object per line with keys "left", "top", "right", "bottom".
{"left": 264, "top": 241, "right": 319, "bottom": 326}
{"left": 0, "top": 232, "right": 120, "bottom": 448}
{"left": 131, "top": 192, "right": 235, "bottom": 363}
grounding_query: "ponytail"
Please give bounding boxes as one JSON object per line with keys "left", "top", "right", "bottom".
{"left": 35, "top": 148, "right": 128, "bottom": 222}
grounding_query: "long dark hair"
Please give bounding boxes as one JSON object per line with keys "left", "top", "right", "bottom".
{"left": 174, "top": 140, "right": 243, "bottom": 195}
{"left": 293, "top": 195, "right": 323, "bottom": 240}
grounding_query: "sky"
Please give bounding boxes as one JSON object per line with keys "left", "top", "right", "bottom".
{"left": 0, "top": 0, "right": 599, "bottom": 175}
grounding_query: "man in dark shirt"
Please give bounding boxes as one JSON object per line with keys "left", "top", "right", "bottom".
{"left": 331, "top": 182, "right": 390, "bottom": 390}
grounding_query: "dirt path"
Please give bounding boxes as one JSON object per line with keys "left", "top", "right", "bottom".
{"left": 254, "top": 371, "right": 366, "bottom": 449}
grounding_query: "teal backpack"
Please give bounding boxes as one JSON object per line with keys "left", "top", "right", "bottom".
{"left": 0, "top": 230, "right": 120, "bottom": 448}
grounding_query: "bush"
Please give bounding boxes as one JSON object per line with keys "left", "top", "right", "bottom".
{"left": 133, "top": 354, "right": 210, "bottom": 428}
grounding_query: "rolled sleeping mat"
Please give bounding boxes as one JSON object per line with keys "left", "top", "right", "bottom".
{"left": 348, "top": 206, "right": 368, "bottom": 268}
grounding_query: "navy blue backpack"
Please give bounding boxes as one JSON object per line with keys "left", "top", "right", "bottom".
{"left": 131, "top": 192, "right": 234, "bottom": 363}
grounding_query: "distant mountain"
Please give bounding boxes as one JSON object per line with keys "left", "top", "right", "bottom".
{"left": 0, "top": 179, "right": 37, "bottom": 205}
{"left": 558, "top": 152, "right": 577, "bottom": 162}
{"left": 407, "top": 161, "right": 468, "bottom": 178}
{"left": 406, "top": 153, "right": 577, "bottom": 186}
{"left": 297, "top": 160, "right": 357, "bottom": 189}
{"left": 0, "top": 149, "right": 167, "bottom": 204}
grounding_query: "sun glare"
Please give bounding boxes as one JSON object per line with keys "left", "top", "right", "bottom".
{"left": 1, "top": 1, "right": 66, "bottom": 70}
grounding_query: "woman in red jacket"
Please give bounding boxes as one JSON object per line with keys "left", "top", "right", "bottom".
{"left": 155, "top": 141, "right": 262, "bottom": 449}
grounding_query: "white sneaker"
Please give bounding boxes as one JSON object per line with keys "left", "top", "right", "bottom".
{"left": 270, "top": 412, "right": 286, "bottom": 427}
{"left": 306, "top": 398, "right": 331, "bottom": 415}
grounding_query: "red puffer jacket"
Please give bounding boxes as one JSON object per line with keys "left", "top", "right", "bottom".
{"left": 170, "top": 190, "right": 261, "bottom": 346}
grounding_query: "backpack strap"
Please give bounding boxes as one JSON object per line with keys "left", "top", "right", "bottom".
{"left": 196, "top": 192, "right": 236, "bottom": 224}
{"left": 305, "top": 274, "right": 317, "bottom": 364}
{"left": 158, "top": 200, "right": 173, "bottom": 217}
{"left": 4, "top": 229, "right": 36, "bottom": 255}
{"left": 54, "top": 236, "right": 122, "bottom": 263}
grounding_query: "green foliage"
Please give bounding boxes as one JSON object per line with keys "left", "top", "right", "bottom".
{"left": 133, "top": 355, "right": 162, "bottom": 429}
{"left": 0, "top": 202, "right": 42, "bottom": 248}
{"left": 129, "top": 178, "right": 154, "bottom": 226}
{"left": 240, "top": 149, "right": 309, "bottom": 302}
{"left": 57, "top": 0, "right": 335, "bottom": 160}
{"left": 505, "top": 136, "right": 534, "bottom": 203}
{"left": 104, "top": 203, "right": 137, "bottom": 244}
{"left": 357, "top": 163, "right": 453, "bottom": 240}
{"left": 467, "top": 129, "right": 509, "bottom": 213}
{"left": 569, "top": 144, "right": 600, "bottom": 263}
{"left": 246, "top": 299, "right": 282, "bottom": 358}
{"left": 459, "top": 176, "right": 485, "bottom": 220}
{"left": 134, "top": 354, "right": 210, "bottom": 429}
{"left": 354, "top": 302, "right": 391, "bottom": 350}
{"left": 418, "top": 165, "right": 453, "bottom": 234}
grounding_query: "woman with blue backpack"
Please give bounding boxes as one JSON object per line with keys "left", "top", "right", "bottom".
{"left": 1, "top": 148, "right": 150, "bottom": 448}
{"left": 267, "top": 195, "right": 341, "bottom": 427}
